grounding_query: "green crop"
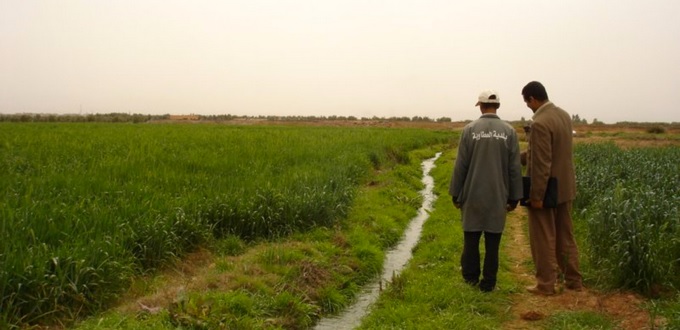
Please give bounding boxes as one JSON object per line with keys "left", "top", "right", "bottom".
{"left": 575, "top": 143, "right": 680, "bottom": 294}
{"left": 0, "top": 122, "right": 449, "bottom": 328}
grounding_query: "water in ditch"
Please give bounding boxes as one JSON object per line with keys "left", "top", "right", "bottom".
{"left": 314, "top": 152, "right": 442, "bottom": 330}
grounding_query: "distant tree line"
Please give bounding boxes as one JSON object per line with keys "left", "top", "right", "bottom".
{"left": 1, "top": 113, "right": 677, "bottom": 128}
{"left": 204, "top": 114, "right": 453, "bottom": 123}
{"left": 0, "top": 113, "right": 167, "bottom": 123}
{"left": 1, "top": 113, "right": 454, "bottom": 123}
{"left": 572, "top": 114, "right": 589, "bottom": 124}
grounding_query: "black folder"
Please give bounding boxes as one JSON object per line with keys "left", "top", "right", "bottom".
{"left": 520, "top": 176, "right": 558, "bottom": 208}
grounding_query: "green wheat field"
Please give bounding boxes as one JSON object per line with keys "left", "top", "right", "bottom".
{"left": 1, "top": 122, "right": 679, "bottom": 328}
{"left": 0, "top": 122, "right": 449, "bottom": 326}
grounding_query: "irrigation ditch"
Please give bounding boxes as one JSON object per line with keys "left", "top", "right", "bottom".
{"left": 314, "top": 152, "right": 441, "bottom": 329}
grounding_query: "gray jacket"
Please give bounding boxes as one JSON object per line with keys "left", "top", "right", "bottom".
{"left": 449, "top": 114, "right": 523, "bottom": 233}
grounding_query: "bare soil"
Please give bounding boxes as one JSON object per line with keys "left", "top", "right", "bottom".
{"left": 503, "top": 208, "right": 666, "bottom": 329}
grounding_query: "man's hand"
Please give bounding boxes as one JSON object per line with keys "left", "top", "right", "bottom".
{"left": 452, "top": 196, "right": 461, "bottom": 209}
{"left": 530, "top": 199, "right": 543, "bottom": 209}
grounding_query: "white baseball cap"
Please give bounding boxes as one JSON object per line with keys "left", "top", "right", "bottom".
{"left": 476, "top": 90, "right": 500, "bottom": 106}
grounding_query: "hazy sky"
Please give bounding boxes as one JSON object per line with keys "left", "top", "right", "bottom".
{"left": 2, "top": 0, "right": 679, "bottom": 123}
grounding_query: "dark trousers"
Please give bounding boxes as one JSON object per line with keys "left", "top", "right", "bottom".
{"left": 461, "top": 231, "right": 502, "bottom": 291}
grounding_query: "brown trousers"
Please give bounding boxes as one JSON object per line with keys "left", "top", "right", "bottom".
{"left": 527, "top": 201, "right": 582, "bottom": 292}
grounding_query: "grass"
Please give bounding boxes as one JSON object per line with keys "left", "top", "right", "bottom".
{"left": 357, "top": 148, "right": 515, "bottom": 329}
{"left": 357, "top": 141, "right": 680, "bottom": 329}
{"left": 543, "top": 311, "right": 615, "bottom": 330}
{"left": 651, "top": 296, "right": 680, "bottom": 329}
{"left": 0, "top": 122, "right": 451, "bottom": 328}
{"left": 5, "top": 122, "right": 679, "bottom": 328}
{"left": 574, "top": 143, "right": 680, "bottom": 294}
{"left": 572, "top": 143, "right": 680, "bottom": 327}
{"left": 70, "top": 141, "right": 452, "bottom": 329}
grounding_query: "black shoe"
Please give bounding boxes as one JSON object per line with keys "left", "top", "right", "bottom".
{"left": 479, "top": 279, "right": 496, "bottom": 292}
{"left": 479, "top": 286, "right": 494, "bottom": 293}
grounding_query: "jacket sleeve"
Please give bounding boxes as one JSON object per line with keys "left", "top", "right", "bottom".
{"left": 529, "top": 121, "right": 552, "bottom": 201}
{"left": 449, "top": 129, "right": 470, "bottom": 201}
{"left": 508, "top": 130, "right": 524, "bottom": 201}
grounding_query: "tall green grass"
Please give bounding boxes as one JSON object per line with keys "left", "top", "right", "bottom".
{"left": 574, "top": 143, "right": 680, "bottom": 294}
{"left": 0, "top": 122, "right": 450, "bottom": 328}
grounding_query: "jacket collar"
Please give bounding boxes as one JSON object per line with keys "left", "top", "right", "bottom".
{"left": 532, "top": 101, "right": 553, "bottom": 119}
{"left": 480, "top": 113, "right": 500, "bottom": 119}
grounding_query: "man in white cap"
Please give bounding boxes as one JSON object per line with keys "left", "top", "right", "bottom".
{"left": 449, "top": 90, "right": 523, "bottom": 292}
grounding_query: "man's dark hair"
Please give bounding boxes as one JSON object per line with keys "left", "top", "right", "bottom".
{"left": 522, "top": 81, "right": 549, "bottom": 102}
{"left": 480, "top": 103, "right": 500, "bottom": 110}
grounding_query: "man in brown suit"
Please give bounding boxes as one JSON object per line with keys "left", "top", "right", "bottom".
{"left": 521, "top": 81, "right": 582, "bottom": 295}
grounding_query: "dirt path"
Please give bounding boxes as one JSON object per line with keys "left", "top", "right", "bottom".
{"left": 503, "top": 208, "right": 663, "bottom": 329}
